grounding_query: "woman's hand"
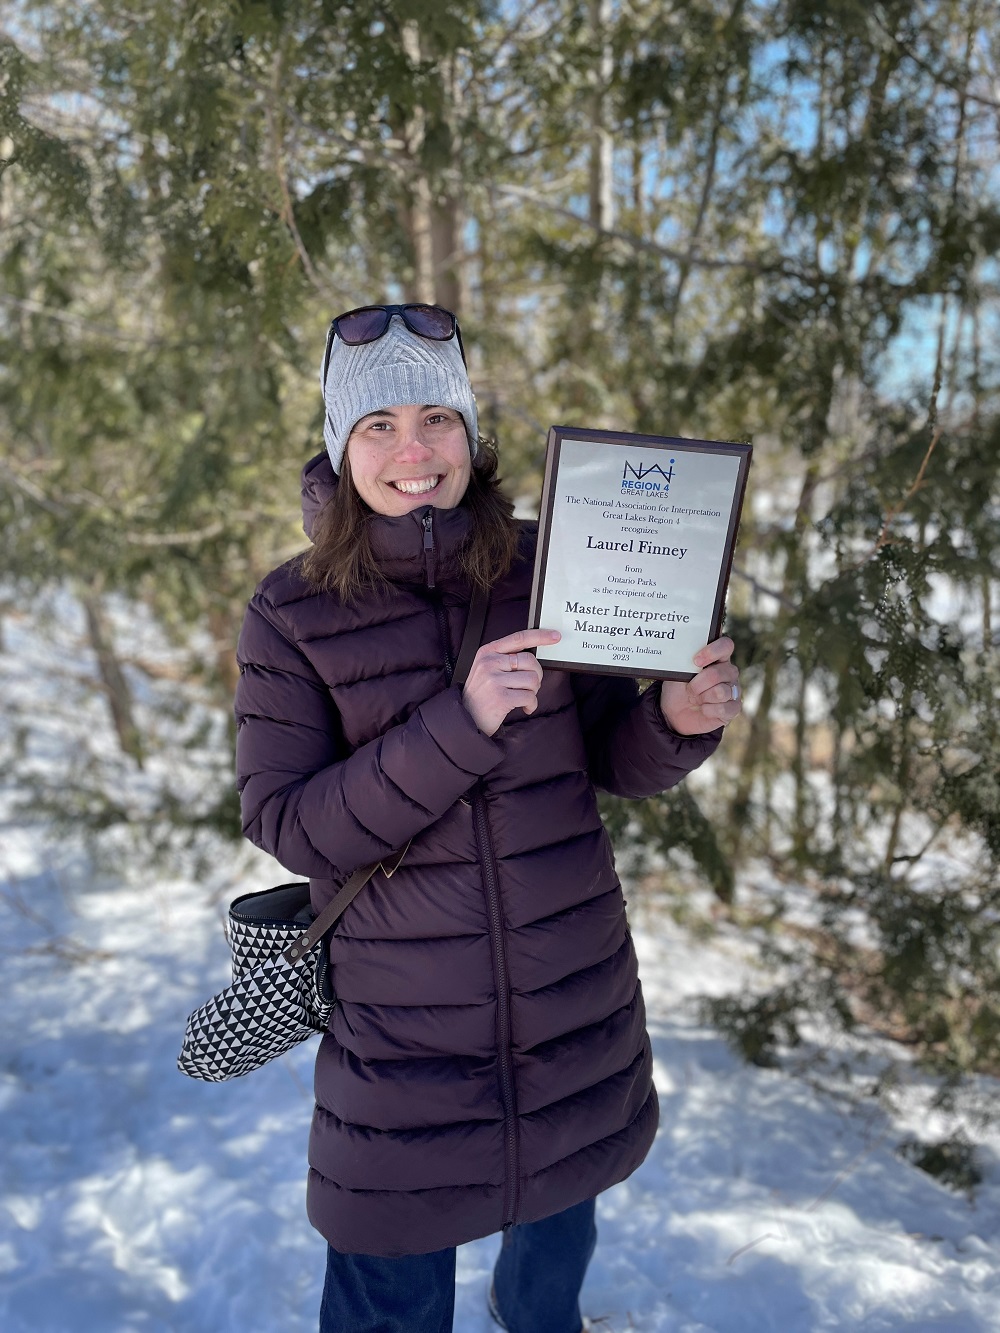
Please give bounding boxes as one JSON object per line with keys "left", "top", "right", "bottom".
{"left": 659, "top": 636, "right": 742, "bottom": 735}
{"left": 462, "top": 629, "right": 561, "bottom": 737}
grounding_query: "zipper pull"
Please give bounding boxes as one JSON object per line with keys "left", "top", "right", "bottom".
{"left": 422, "top": 511, "right": 436, "bottom": 588}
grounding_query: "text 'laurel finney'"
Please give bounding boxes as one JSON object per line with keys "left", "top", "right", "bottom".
{"left": 585, "top": 537, "right": 688, "bottom": 557}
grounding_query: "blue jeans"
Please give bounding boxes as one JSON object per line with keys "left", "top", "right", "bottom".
{"left": 319, "top": 1197, "right": 597, "bottom": 1333}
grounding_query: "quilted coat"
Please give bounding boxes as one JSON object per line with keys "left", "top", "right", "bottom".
{"left": 234, "top": 452, "right": 722, "bottom": 1257}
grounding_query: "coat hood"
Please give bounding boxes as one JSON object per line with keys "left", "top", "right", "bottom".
{"left": 301, "top": 450, "right": 336, "bottom": 541}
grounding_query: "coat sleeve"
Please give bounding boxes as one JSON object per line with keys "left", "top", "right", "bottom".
{"left": 234, "top": 591, "right": 504, "bottom": 879}
{"left": 570, "top": 671, "right": 723, "bottom": 799}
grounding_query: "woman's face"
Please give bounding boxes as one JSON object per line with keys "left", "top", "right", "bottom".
{"left": 346, "top": 404, "right": 472, "bottom": 517}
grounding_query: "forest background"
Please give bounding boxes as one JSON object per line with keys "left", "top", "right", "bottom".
{"left": 2, "top": 0, "right": 999, "bottom": 1168}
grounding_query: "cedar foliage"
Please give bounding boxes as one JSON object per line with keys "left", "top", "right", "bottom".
{"left": 2, "top": 1, "right": 998, "bottom": 1088}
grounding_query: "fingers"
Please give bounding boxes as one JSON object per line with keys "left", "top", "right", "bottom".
{"left": 692, "top": 636, "right": 735, "bottom": 669}
{"left": 687, "top": 661, "right": 738, "bottom": 699}
{"left": 490, "top": 666, "right": 542, "bottom": 692}
{"left": 688, "top": 637, "right": 740, "bottom": 710}
{"left": 463, "top": 631, "right": 552, "bottom": 736}
{"left": 702, "top": 699, "right": 742, "bottom": 724}
{"left": 498, "top": 649, "right": 541, "bottom": 677}
{"left": 660, "top": 637, "right": 743, "bottom": 733}
{"left": 483, "top": 628, "right": 561, "bottom": 656}
{"left": 503, "top": 684, "right": 543, "bottom": 711}
{"left": 688, "top": 639, "right": 743, "bottom": 723}
{"left": 477, "top": 651, "right": 542, "bottom": 684}
{"left": 682, "top": 692, "right": 741, "bottom": 727}
{"left": 698, "top": 681, "right": 741, "bottom": 721}
{"left": 690, "top": 662, "right": 738, "bottom": 687}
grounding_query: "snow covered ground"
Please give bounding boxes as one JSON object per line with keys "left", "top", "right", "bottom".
{"left": 1, "top": 602, "right": 998, "bottom": 1332}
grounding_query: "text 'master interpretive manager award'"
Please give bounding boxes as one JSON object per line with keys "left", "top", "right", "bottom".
{"left": 529, "top": 427, "right": 752, "bottom": 681}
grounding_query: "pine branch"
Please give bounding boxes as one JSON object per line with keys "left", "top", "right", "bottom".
{"left": 0, "top": 455, "right": 68, "bottom": 515}
{"left": 0, "top": 294, "right": 201, "bottom": 349}
{"left": 730, "top": 565, "right": 798, "bottom": 612}
{"left": 0, "top": 453, "right": 274, "bottom": 545}
{"left": 123, "top": 522, "right": 228, "bottom": 547}
{"left": 480, "top": 2, "right": 568, "bottom": 68}
{"left": 860, "top": 424, "right": 943, "bottom": 564}
{"left": 848, "top": 332, "right": 948, "bottom": 574}
{"left": 266, "top": 52, "right": 335, "bottom": 299}
{"left": 872, "top": 10, "right": 1000, "bottom": 114}
{"left": 493, "top": 182, "right": 812, "bottom": 279}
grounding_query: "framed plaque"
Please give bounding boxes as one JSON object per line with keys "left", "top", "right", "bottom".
{"left": 528, "top": 426, "right": 752, "bottom": 681}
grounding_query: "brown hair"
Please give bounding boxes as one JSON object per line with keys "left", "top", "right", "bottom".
{"left": 300, "top": 438, "right": 520, "bottom": 601}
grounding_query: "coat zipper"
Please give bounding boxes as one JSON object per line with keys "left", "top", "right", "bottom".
{"left": 423, "top": 510, "right": 454, "bottom": 676}
{"left": 423, "top": 508, "right": 518, "bottom": 1225}
{"left": 434, "top": 597, "right": 454, "bottom": 677}
{"left": 472, "top": 787, "right": 520, "bottom": 1229}
{"left": 421, "top": 510, "right": 437, "bottom": 590}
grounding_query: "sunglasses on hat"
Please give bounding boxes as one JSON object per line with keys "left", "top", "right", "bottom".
{"left": 321, "top": 303, "right": 467, "bottom": 389}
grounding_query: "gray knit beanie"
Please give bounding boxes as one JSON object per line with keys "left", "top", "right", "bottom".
{"left": 321, "top": 315, "right": 479, "bottom": 474}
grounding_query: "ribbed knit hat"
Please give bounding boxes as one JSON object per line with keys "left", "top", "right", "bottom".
{"left": 321, "top": 315, "right": 479, "bottom": 474}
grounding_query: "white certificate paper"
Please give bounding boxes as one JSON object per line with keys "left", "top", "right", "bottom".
{"left": 529, "top": 428, "right": 751, "bottom": 680}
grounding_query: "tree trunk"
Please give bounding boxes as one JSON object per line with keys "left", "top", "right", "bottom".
{"left": 399, "top": 28, "right": 465, "bottom": 313}
{"left": 883, "top": 716, "right": 912, "bottom": 872}
{"left": 791, "top": 659, "right": 810, "bottom": 865}
{"left": 431, "top": 198, "right": 463, "bottom": 315}
{"left": 983, "top": 572, "right": 993, "bottom": 649}
{"left": 588, "top": 0, "right": 614, "bottom": 232}
{"left": 403, "top": 177, "right": 435, "bottom": 304}
{"left": 400, "top": 22, "right": 435, "bottom": 303}
{"left": 81, "top": 590, "right": 144, "bottom": 768}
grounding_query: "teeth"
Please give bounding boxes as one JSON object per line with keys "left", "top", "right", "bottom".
{"left": 391, "top": 476, "right": 441, "bottom": 495}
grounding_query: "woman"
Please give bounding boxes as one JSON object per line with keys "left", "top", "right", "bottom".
{"left": 234, "top": 304, "right": 741, "bottom": 1333}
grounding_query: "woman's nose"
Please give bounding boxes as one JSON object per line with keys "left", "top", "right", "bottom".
{"left": 394, "top": 431, "right": 434, "bottom": 461}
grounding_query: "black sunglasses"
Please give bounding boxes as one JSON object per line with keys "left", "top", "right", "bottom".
{"left": 321, "top": 303, "right": 467, "bottom": 388}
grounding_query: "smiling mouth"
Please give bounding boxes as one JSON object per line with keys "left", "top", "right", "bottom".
{"left": 389, "top": 476, "right": 442, "bottom": 495}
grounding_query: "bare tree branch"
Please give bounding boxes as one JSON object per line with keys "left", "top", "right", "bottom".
{"left": 267, "top": 50, "right": 336, "bottom": 299}
{"left": 872, "top": 10, "right": 1000, "bottom": 114}
{"left": 0, "top": 293, "right": 196, "bottom": 348}
{"left": 730, "top": 565, "right": 798, "bottom": 612}
{"left": 0, "top": 455, "right": 68, "bottom": 515}
{"left": 494, "top": 182, "right": 811, "bottom": 279}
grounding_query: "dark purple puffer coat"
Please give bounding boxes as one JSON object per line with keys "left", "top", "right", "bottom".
{"left": 234, "top": 452, "right": 722, "bottom": 1257}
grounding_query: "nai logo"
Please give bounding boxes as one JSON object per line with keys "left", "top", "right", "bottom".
{"left": 621, "top": 457, "right": 676, "bottom": 494}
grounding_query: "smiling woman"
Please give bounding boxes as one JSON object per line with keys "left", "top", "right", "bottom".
{"left": 232, "top": 304, "right": 735, "bottom": 1333}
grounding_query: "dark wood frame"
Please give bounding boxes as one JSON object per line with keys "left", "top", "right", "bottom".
{"left": 528, "top": 425, "right": 753, "bottom": 681}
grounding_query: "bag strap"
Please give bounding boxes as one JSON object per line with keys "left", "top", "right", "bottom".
{"left": 453, "top": 583, "right": 489, "bottom": 688}
{"left": 281, "top": 583, "right": 491, "bottom": 966}
{"left": 281, "top": 866, "right": 377, "bottom": 963}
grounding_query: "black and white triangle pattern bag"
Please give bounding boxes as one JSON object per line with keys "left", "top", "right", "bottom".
{"left": 178, "top": 881, "right": 341, "bottom": 1082}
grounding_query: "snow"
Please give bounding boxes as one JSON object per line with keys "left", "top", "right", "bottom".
{"left": 1, "top": 602, "right": 998, "bottom": 1332}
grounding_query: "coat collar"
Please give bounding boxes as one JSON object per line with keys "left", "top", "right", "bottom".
{"left": 300, "top": 451, "right": 473, "bottom": 588}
